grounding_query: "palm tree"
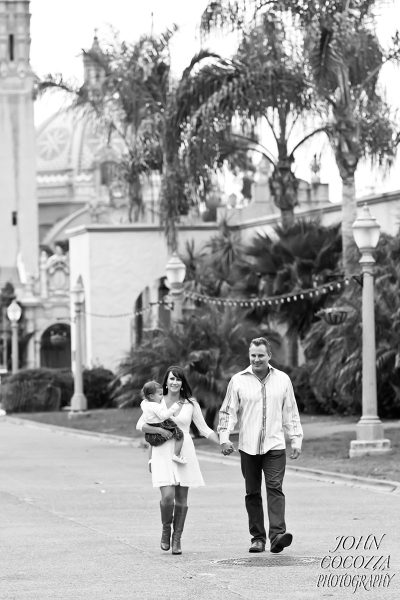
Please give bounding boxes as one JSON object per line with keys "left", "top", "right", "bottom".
{"left": 192, "top": 12, "right": 326, "bottom": 228}
{"left": 202, "top": 0, "right": 400, "bottom": 273}
{"left": 112, "top": 305, "right": 263, "bottom": 424}
{"left": 40, "top": 29, "right": 224, "bottom": 251}
{"left": 185, "top": 219, "right": 244, "bottom": 297}
{"left": 298, "top": 1, "right": 400, "bottom": 274}
{"left": 236, "top": 218, "right": 342, "bottom": 365}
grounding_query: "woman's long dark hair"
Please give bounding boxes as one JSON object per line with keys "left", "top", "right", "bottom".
{"left": 162, "top": 365, "right": 193, "bottom": 401}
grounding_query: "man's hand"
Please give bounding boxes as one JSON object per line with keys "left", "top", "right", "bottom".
{"left": 290, "top": 447, "right": 301, "bottom": 460}
{"left": 158, "top": 429, "right": 173, "bottom": 440}
{"left": 221, "top": 442, "right": 235, "bottom": 456}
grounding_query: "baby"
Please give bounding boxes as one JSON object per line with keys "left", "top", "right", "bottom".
{"left": 140, "top": 380, "right": 186, "bottom": 464}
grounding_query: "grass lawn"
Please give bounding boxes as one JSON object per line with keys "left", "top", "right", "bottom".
{"left": 12, "top": 408, "right": 400, "bottom": 482}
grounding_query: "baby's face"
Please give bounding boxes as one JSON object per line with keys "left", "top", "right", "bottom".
{"left": 150, "top": 388, "right": 163, "bottom": 403}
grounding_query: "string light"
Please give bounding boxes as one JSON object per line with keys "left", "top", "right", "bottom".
{"left": 83, "top": 300, "right": 169, "bottom": 319}
{"left": 184, "top": 278, "right": 352, "bottom": 308}
{"left": 80, "top": 278, "right": 355, "bottom": 319}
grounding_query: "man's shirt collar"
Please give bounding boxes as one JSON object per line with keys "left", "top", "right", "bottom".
{"left": 240, "top": 364, "right": 274, "bottom": 378}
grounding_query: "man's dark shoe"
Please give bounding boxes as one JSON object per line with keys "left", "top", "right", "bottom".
{"left": 270, "top": 532, "right": 293, "bottom": 553}
{"left": 249, "top": 539, "right": 265, "bottom": 553}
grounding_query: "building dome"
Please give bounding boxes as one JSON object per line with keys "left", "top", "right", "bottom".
{"left": 36, "top": 106, "right": 127, "bottom": 244}
{"left": 36, "top": 109, "right": 105, "bottom": 175}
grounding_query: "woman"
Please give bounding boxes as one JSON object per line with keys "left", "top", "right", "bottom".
{"left": 136, "top": 365, "right": 220, "bottom": 555}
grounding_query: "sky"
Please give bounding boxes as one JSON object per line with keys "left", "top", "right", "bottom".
{"left": 30, "top": 0, "right": 400, "bottom": 203}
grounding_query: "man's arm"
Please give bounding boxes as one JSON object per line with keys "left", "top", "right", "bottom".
{"left": 282, "top": 378, "right": 303, "bottom": 459}
{"left": 218, "top": 378, "right": 239, "bottom": 455}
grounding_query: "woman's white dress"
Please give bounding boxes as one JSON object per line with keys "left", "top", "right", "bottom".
{"left": 136, "top": 399, "right": 214, "bottom": 488}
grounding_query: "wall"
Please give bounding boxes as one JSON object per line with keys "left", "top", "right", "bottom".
{"left": 68, "top": 223, "right": 218, "bottom": 370}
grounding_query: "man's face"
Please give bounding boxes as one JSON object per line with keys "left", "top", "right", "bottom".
{"left": 249, "top": 343, "right": 271, "bottom": 376}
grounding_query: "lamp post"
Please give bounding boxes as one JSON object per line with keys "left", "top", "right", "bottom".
{"left": 7, "top": 300, "right": 22, "bottom": 374}
{"left": 349, "top": 205, "right": 390, "bottom": 457}
{"left": 70, "top": 276, "right": 87, "bottom": 413}
{"left": 165, "top": 253, "right": 186, "bottom": 326}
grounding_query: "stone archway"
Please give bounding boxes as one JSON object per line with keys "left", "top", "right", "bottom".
{"left": 40, "top": 323, "right": 71, "bottom": 369}
{"left": 134, "top": 277, "right": 171, "bottom": 345}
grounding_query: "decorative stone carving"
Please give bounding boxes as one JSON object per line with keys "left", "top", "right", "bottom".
{"left": 40, "top": 245, "right": 70, "bottom": 299}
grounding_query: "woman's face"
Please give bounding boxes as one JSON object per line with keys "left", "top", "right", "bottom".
{"left": 167, "top": 371, "right": 183, "bottom": 393}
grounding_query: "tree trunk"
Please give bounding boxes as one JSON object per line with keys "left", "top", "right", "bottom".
{"left": 281, "top": 209, "right": 295, "bottom": 229}
{"left": 341, "top": 176, "right": 359, "bottom": 276}
{"left": 287, "top": 330, "right": 299, "bottom": 367}
{"left": 330, "top": 112, "right": 361, "bottom": 276}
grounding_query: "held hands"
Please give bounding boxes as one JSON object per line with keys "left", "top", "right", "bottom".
{"left": 221, "top": 441, "right": 235, "bottom": 456}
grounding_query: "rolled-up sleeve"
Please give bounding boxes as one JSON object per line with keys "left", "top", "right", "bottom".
{"left": 218, "top": 378, "right": 239, "bottom": 444}
{"left": 191, "top": 400, "right": 214, "bottom": 438}
{"left": 282, "top": 380, "right": 303, "bottom": 450}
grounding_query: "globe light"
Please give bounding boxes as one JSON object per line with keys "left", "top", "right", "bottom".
{"left": 165, "top": 253, "right": 186, "bottom": 287}
{"left": 6, "top": 299, "right": 22, "bottom": 322}
{"left": 352, "top": 204, "right": 380, "bottom": 251}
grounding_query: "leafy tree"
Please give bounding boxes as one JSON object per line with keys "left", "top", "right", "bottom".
{"left": 193, "top": 11, "right": 326, "bottom": 228}
{"left": 236, "top": 218, "right": 342, "bottom": 365}
{"left": 40, "top": 30, "right": 223, "bottom": 251}
{"left": 113, "top": 305, "right": 267, "bottom": 425}
{"left": 297, "top": 1, "right": 400, "bottom": 274}
{"left": 184, "top": 220, "right": 244, "bottom": 297}
{"left": 202, "top": 0, "right": 400, "bottom": 273}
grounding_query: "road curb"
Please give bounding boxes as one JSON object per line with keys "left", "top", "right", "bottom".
{"left": 2, "top": 415, "right": 145, "bottom": 448}
{"left": 195, "top": 450, "right": 400, "bottom": 494}
{"left": 3, "top": 415, "right": 400, "bottom": 494}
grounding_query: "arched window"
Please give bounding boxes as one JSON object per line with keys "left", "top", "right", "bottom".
{"left": 100, "top": 161, "right": 118, "bottom": 186}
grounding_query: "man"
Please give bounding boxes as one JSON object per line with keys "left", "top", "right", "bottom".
{"left": 218, "top": 337, "right": 303, "bottom": 554}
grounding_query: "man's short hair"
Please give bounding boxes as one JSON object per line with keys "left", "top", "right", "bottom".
{"left": 249, "top": 337, "right": 272, "bottom": 355}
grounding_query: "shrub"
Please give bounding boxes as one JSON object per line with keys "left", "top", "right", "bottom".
{"left": 1, "top": 368, "right": 73, "bottom": 413}
{"left": 280, "top": 363, "right": 319, "bottom": 414}
{"left": 1, "top": 366, "right": 115, "bottom": 413}
{"left": 83, "top": 367, "right": 115, "bottom": 409}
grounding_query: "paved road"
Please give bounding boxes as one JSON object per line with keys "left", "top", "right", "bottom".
{"left": 1, "top": 419, "right": 399, "bottom": 600}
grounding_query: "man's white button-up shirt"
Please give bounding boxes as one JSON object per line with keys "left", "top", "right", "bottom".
{"left": 218, "top": 365, "right": 303, "bottom": 455}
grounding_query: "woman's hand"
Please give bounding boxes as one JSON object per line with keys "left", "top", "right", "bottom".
{"left": 158, "top": 428, "right": 173, "bottom": 440}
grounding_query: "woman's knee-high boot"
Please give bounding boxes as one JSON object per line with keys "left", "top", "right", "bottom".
{"left": 171, "top": 505, "right": 188, "bottom": 555}
{"left": 160, "top": 501, "right": 174, "bottom": 551}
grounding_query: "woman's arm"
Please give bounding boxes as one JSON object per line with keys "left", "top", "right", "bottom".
{"left": 141, "top": 422, "right": 173, "bottom": 439}
{"left": 191, "top": 400, "right": 220, "bottom": 444}
{"left": 136, "top": 414, "right": 172, "bottom": 439}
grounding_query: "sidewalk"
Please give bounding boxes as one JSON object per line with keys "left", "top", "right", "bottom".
{"left": 1, "top": 419, "right": 400, "bottom": 600}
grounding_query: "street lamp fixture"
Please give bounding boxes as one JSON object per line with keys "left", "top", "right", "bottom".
{"left": 70, "top": 276, "right": 87, "bottom": 414}
{"left": 349, "top": 204, "right": 390, "bottom": 457}
{"left": 7, "top": 299, "right": 22, "bottom": 373}
{"left": 165, "top": 253, "right": 186, "bottom": 325}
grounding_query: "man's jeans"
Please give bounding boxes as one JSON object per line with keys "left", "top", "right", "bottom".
{"left": 239, "top": 449, "right": 286, "bottom": 544}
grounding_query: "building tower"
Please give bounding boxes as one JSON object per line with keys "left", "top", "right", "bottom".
{"left": 82, "top": 31, "right": 105, "bottom": 100}
{"left": 0, "top": 0, "right": 38, "bottom": 281}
